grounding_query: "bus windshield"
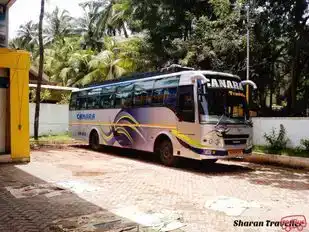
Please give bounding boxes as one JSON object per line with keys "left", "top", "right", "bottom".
{"left": 198, "top": 88, "right": 249, "bottom": 124}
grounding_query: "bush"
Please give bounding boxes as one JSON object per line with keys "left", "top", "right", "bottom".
{"left": 263, "top": 124, "right": 289, "bottom": 153}
{"left": 300, "top": 139, "right": 309, "bottom": 151}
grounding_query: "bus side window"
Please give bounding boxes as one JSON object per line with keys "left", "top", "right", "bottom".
{"left": 101, "top": 94, "right": 113, "bottom": 108}
{"left": 177, "top": 85, "right": 195, "bottom": 122}
{"left": 115, "top": 83, "right": 134, "bottom": 108}
{"left": 69, "top": 93, "right": 77, "bottom": 110}
{"left": 163, "top": 87, "right": 177, "bottom": 109}
{"left": 133, "top": 80, "right": 154, "bottom": 107}
{"left": 87, "top": 88, "right": 102, "bottom": 109}
{"left": 80, "top": 97, "right": 88, "bottom": 110}
{"left": 152, "top": 88, "right": 164, "bottom": 106}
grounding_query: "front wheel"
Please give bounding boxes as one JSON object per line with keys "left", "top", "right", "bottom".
{"left": 89, "top": 131, "right": 100, "bottom": 151}
{"left": 156, "top": 139, "right": 178, "bottom": 167}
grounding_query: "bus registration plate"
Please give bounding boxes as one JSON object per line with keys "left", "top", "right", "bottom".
{"left": 228, "top": 150, "right": 243, "bottom": 157}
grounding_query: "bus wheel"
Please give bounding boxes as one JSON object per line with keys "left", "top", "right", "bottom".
{"left": 89, "top": 131, "right": 100, "bottom": 151}
{"left": 156, "top": 139, "right": 177, "bottom": 167}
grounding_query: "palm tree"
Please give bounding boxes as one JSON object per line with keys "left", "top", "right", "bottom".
{"left": 96, "top": 0, "right": 132, "bottom": 38}
{"left": 42, "top": 37, "right": 94, "bottom": 86}
{"left": 74, "top": 1, "right": 104, "bottom": 51}
{"left": 77, "top": 37, "right": 135, "bottom": 86}
{"left": 34, "top": 0, "right": 45, "bottom": 140}
{"left": 109, "top": 0, "right": 132, "bottom": 38}
{"left": 9, "top": 38, "right": 23, "bottom": 49}
{"left": 44, "top": 6, "right": 73, "bottom": 44}
{"left": 75, "top": 0, "right": 132, "bottom": 51}
{"left": 16, "top": 21, "right": 39, "bottom": 54}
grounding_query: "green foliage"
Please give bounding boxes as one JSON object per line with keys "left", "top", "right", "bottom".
{"left": 263, "top": 124, "right": 289, "bottom": 153}
{"left": 44, "top": 7, "right": 74, "bottom": 44}
{"left": 58, "top": 93, "right": 71, "bottom": 105}
{"left": 9, "top": 0, "right": 309, "bottom": 115}
{"left": 300, "top": 139, "right": 309, "bottom": 151}
{"left": 29, "top": 88, "right": 52, "bottom": 103}
{"left": 253, "top": 145, "right": 309, "bottom": 158}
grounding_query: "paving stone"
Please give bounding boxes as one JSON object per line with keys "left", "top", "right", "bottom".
{"left": 1, "top": 146, "right": 308, "bottom": 232}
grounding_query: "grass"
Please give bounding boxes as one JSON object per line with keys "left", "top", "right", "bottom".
{"left": 30, "top": 133, "right": 74, "bottom": 143}
{"left": 253, "top": 145, "right": 309, "bottom": 158}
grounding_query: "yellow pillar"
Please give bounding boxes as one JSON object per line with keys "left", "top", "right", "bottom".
{"left": 0, "top": 48, "right": 30, "bottom": 162}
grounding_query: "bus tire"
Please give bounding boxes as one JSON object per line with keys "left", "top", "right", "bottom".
{"left": 155, "top": 138, "right": 177, "bottom": 167}
{"left": 89, "top": 130, "right": 100, "bottom": 151}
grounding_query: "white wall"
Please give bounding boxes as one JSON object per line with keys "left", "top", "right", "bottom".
{"left": 28, "top": 105, "right": 309, "bottom": 148}
{"left": 29, "top": 103, "right": 69, "bottom": 137}
{"left": 252, "top": 117, "right": 309, "bottom": 148}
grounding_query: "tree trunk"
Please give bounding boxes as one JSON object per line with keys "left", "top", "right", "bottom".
{"left": 289, "top": 0, "right": 303, "bottom": 116}
{"left": 122, "top": 23, "right": 128, "bottom": 38}
{"left": 290, "top": 40, "right": 300, "bottom": 116}
{"left": 34, "top": 0, "right": 45, "bottom": 140}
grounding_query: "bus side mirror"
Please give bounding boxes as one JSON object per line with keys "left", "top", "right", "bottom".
{"left": 241, "top": 80, "right": 257, "bottom": 90}
{"left": 198, "top": 94, "right": 202, "bottom": 101}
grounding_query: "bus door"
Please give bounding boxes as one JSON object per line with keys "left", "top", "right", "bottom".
{"left": 176, "top": 85, "right": 200, "bottom": 139}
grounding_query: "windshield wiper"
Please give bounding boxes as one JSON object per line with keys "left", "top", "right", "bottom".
{"left": 215, "top": 114, "right": 225, "bottom": 127}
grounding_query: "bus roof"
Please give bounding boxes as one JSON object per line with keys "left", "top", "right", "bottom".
{"left": 73, "top": 70, "right": 240, "bottom": 92}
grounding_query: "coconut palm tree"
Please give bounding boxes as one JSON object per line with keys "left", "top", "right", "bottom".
{"left": 109, "top": 0, "right": 132, "bottom": 38}
{"left": 96, "top": 0, "right": 132, "bottom": 38}
{"left": 44, "top": 6, "right": 73, "bottom": 44}
{"left": 74, "top": 1, "right": 104, "bottom": 51}
{"left": 75, "top": 0, "right": 132, "bottom": 51}
{"left": 16, "top": 21, "right": 39, "bottom": 53}
{"left": 42, "top": 37, "right": 94, "bottom": 86}
{"left": 77, "top": 37, "right": 136, "bottom": 86}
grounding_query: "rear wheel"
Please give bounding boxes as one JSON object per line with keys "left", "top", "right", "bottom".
{"left": 156, "top": 139, "right": 178, "bottom": 167}
{"left": 89, "top": 131, "right": 100, "bottom": 151}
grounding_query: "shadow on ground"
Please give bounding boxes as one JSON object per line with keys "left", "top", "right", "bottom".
{"left": 0, "top": 163, "right": 161, "bottom": 232}
{"left": 72, "top": 144, "right": 254, "bottom": 176}
{"left": 72, "top": 144, "right": 309, "bottom": 191}
{"left": 230, "top": 163, "right": 309, "bottom": 191}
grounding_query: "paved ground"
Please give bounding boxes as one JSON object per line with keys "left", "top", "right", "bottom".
{"left": 1, "top": 145, "right": 309, "bottom": 232}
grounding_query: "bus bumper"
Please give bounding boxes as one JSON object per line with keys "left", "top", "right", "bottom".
{"left": 200, "top": 148, "right": 252, "bottom": 160}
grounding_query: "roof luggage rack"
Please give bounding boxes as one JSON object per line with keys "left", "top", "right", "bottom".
{"left": 160, "top": 64, "right": 195, "bottom": 72}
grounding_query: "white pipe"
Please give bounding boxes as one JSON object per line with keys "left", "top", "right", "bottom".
{"left": 29, "top": 84, "right": 79, "bottom": 91}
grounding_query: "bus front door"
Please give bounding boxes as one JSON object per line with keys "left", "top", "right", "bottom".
{"left": 176, "top": 85, "right": 200, "bottom": 138}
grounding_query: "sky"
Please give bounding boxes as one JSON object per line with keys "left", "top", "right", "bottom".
{"left": 8, "top": 0, "right": 85, "bottom": 39}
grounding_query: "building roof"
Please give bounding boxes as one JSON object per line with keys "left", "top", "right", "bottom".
{"left": 29, "top": 66, "right": 51, "bottom": 84}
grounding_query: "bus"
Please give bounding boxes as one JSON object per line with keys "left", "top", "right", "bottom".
{"left": 69, "top": 67, "right": 257, "bottom": 166}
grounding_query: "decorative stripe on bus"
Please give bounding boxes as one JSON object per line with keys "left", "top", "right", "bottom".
{"left": 170, "top": 129, "right": 213, "bottom": 149}
{"left": 69, "top": 122, "right": 177, "bottom": 129}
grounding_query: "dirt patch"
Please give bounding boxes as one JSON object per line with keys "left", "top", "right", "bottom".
{"left": 30, "top": 142, "right": 87, "bottom": 151}
{"left": 73, "top": 171, "right": 105, "bottom": 177}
